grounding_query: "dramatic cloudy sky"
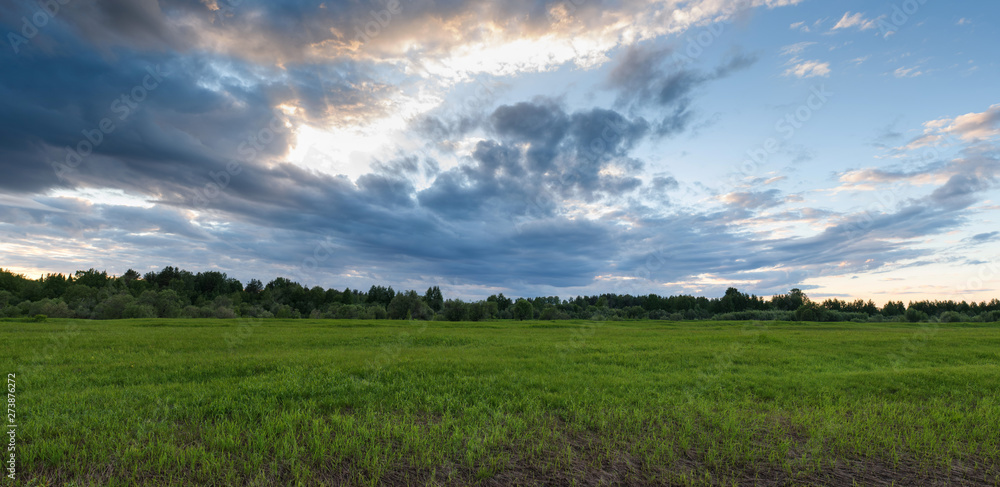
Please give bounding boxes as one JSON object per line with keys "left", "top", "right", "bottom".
{"left": 1, "top": 0, "right": 999, "bottom": 302}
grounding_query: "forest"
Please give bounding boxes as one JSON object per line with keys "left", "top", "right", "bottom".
{"left": 2, "top": 267, "right": 998, "bottom": 323}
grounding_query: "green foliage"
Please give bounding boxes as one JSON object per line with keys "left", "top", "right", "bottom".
{"left": 442, "top": 299, "right": 468, "bottom": 321}
{"left": 487, "top": 293, "right": 512, "bottom": 311}
{"left": 5, "top": 267, "right": 1000, "bottom": 323}
{"left": 123, "top": 303, "right": 157, "bottom": 319}
{"left": 31, "top": 313, "right": 47, "bottom": 322}
{"left": 513, "top": 298, "right": 533, "bottom": 320}
{"left": 795, "top": 303, "right": 823, "bottom": 321}
{"left": 906, "top": 307, "right": 930, "bottom": 323}
{"left": 939, "top": 311, "right": 968, "bottom": 323}
{"left": 94, "top": 293, "right": 135, "bottom": 320}
{"left": 388, "top": 290, "right": 433, "bottom": 320}
{"left": 423, "top": 286, "right": 444, "bottom": 312}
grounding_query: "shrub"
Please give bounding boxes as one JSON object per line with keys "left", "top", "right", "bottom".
{"left": 123, "top": 304, "right": 157, "bottom": 319}
{"left": 539, "top": 307, "right": 570, "bottom": 320}
{"left": 212, "top": 306, "right": 236, "bottom": 319}
{"left": 938, "top": 311, "right": 968, "bottom": 323}
{"left": 273, "top": 304, "right": 298, "bottom": 319}
{"left": 905, "top": 307, "right": 929, "bottom": 323}
{"left": 94, "top": 294, "right": 135, "bottom": 319}
{"left": 29, "top": 299, "right": 72, "bottom": 318}
{"left": 624, "top": 306, "right": 647, "bottom": 320}
{"left": 32, "top": 314, "right": 47, "bottom": 322}
{"left": 979, "top": 310, "right": 1000, "bottom": 323}
{"left": 180, "top": 305, "right": 202, "bottom": 318}
{"left": 713, "top": 310, "right": 794, "bottom": 321}
{"left": 795, "top": 304, "right": 822, "bottom": 322}
{"left": 387, "top": 291, "right": 433, "bottom": 320}
{"left": 647, "top": 310, "right": 669, "bottom": 320}
{"left": 512, "top": 299, "right": 533, "bottom": 321}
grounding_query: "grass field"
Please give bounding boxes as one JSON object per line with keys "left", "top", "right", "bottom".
{"left": 2, "top": 318, "right": 999, "bottom": 486}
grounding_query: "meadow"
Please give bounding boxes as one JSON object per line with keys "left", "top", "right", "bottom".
{"left": 2, "top": 318, "right": 998, "bottom": 486}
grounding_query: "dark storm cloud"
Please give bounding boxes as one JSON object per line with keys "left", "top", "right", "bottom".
{"left": 605, "top": 45, "right": 757, "bottom": 136}
{"left": 418, "top": 100, "right": 649, "bottom": 220}
{"left": 491, "top": 99, "right": 570, "bottom": 172}
{"left": 0, "top": 28, "right": 396, "bottom": 199}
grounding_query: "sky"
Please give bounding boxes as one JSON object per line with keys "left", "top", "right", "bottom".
{"left": 1, "top": 0, "right": 999, "bottom": 304}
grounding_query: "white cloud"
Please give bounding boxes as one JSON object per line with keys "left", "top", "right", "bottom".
{"left": 901, "top": 104, "right": 1000, "bottom": 150}
{"left": 783, "top": 58, "right": 831, "bottom": 78}
{"left": 790, "top": 21, "right": 809, "bottom": 32}
{"left": 957, "top": 18, "right": 972, "bottom": 25}
{"left": 893, "top": 66, "right": 923, "bottom": 78}
{"left": 780, "top": 41, "right": 816, "bottom": 56}
{"left": 831, "top": 11, "right": 880, "bottom": 31}
{"left": 933, "top": 104, "right": 1000, "bottom": 142}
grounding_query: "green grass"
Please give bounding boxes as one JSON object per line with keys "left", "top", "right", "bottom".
{"left": 2, "top": 318, "right": 999, "bottom": 486}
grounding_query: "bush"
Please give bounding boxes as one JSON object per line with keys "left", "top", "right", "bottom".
{"left": 442, "top": 299, "right": 469, "bottom": 321}
{"left": 938, "top": 311, "right": 967, "bottom": 323}
{"left": 94, "top": 294, "right": 135, "bottom": 319}
{"left": 713, "top": 310, "right": 794, "bottom": 321}
{"left": 795, "top": 304, "right": 822, "bottom": 322}
{"left": 539, "top": 307, "right": 570, "bottom": 320}
{"left": 212, "top": 306, "right": 236, "bottom": 319}
{"left": 29, "top": 298, "right": 72, "bottom": 318}
{"left": 512, "top": 299, "right": 533, "bottom": 321}
{"left": 387, "top": 291, "right": 433, "bottom": 320}
{"left": 32, "top": 314, "right": 47, "bottom": 322}
{"left": 362, "top": 306, "right": 387, "bottom": 320}
{"left": 273, "top": 304, "right": 298, "bottom": 319}
{"left": 978, "top": 310, "right": 1000, "bottom": 323}
{"left": 123, "top": 304, "right": 157, "bottom": 319}
{"left": 647, "top": 310, "right": 669, "bottom": 320}
{"left": 180, "top": 305, "right": 203, "bottom": 318}
{"left": 623, "top": 306, "right": 647, "bottom": 320}
{"left": 905, "top": 307, "right": 929, "bottom": 323}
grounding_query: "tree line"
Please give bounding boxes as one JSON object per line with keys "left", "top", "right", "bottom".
{"left": 1, "top": 267, "right": 998, "bottom": 323}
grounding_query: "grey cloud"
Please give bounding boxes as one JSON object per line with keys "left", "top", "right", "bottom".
{"left": 605, "top": 45, "right": 757, "bottom": 136}
{"left": 966, "top": 231, "right": 999, "bottom": 244}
